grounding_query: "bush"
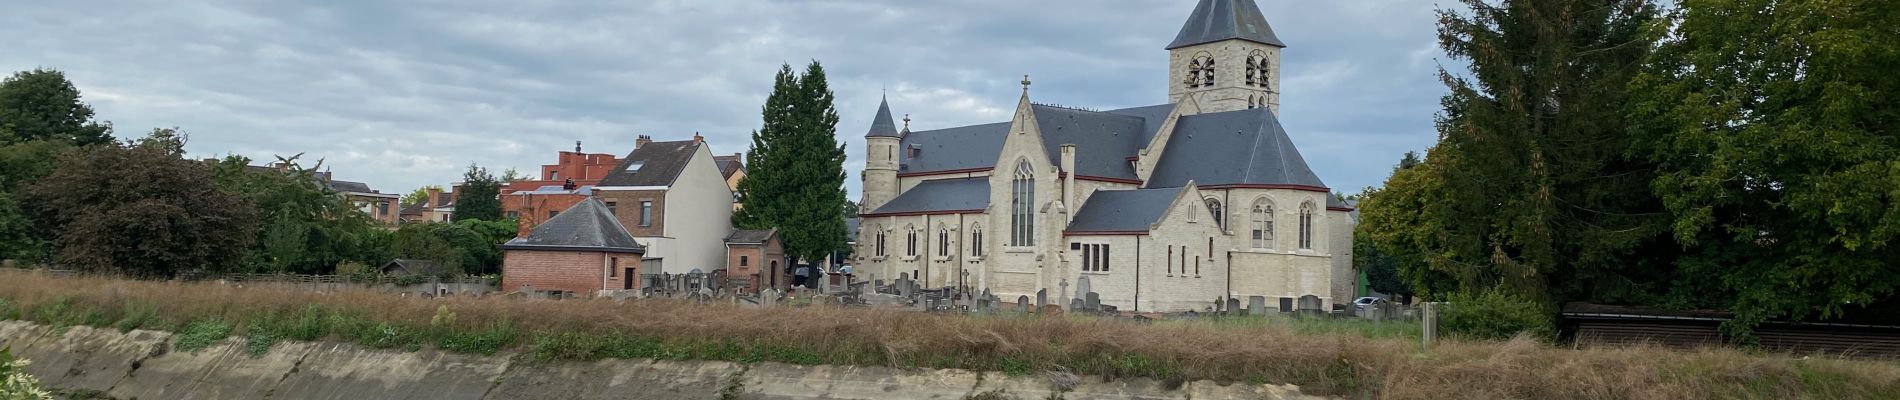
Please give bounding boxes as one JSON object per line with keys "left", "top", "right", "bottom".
{"left": 0, "top": 347, "right": 53, "bottom": 399}
{"left": 1438, "top": 289, "right": 1554, "bottom": 341}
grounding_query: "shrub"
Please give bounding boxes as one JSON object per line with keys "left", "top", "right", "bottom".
{"left": 0, "top": 347, "right": 53, "bottom": 399}
{"left": 1438, "top": 289, "right": 1554, "bottom": 341}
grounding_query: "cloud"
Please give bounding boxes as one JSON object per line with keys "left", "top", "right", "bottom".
{"left": 0, "top": 0, "right": 1447, "bottom": 197}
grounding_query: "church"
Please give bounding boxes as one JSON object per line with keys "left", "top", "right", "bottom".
{"left": 853, "top": 0, "right": 1355, "bottom": 312}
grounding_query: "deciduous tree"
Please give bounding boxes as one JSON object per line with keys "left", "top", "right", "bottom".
{"left": 453, "top": 165, "right": 502, "bottom": 222}
{"left": 0, "top": 69, "right": 112, "bottom": 146}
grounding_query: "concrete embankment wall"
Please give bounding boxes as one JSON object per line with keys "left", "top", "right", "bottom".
{"left": 0, "top": 321, "right": 1320, "bottom": 400}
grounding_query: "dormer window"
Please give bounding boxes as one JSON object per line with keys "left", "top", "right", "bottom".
{"left": 626, "top": 161, "right": 645, "bottom": 171}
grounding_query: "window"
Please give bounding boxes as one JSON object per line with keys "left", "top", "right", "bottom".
{"left": 1205, "top": 198, "right": 1224, "bottom": 230}
{"left": 506, "top": 211, "right": 519, "bottom": 219}
{"left": 1246, "top": 50, "right": 1270, "bottom": 88}
{"left": 549, "top": 171, "right": 559, "bottom": 180}
{"left": 1185, "top": 53, "right": 1215, "bottom": 87}
{"left": 547, "top": 210, "right": 559, "bottom": 219}
{"left": 875, "top": 229, "right": 887, "bottom": 257}
{"left": 937, "top": 227, "right": 950, "bottom": 257}
{"left": 605, "top": 201, "right": 617, "bottom": 216}
{"left": 626, "top": 162, "right": 645, "bottom": 171}
{"left": 639, "top": 201, "right": 653, "bottom": 226}
{"left": 970, "top": 224, "right": 984, "bottom": 257}
{"left": 906, "top": 225, "right": 918, "bottom": 256}
{"left": 1299, "top": 201, "right": 1316, "bottom": 250}
{"left": 1010, "top": 160, "right": 1035, "bottom": 246}
{"left": 1251, "top": 199, "right": 1274, "bottom": 249}
{"left": 609, "top": 257, "right": 618, "bottom": 277}
{"left": 1167, "top": 245, "right": 1174, "bottom": 275}
{"left": 1080, "top": 243, "right": 1110, "bottom": 272}
{"left": 1194, "top": 255, "right": 1201, "bottom": 276}
{"left": 740, "top": 256, "right": 748, "bottom": 267}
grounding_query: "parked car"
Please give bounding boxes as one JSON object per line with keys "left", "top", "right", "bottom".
{"left": 1352, "top": 296, "right": 1387, "bottom": 310}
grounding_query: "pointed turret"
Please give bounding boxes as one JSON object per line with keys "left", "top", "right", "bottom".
{"left": 1166, "top": 0, "right": 1285, "bottom": 50}
{"left": 865, "top": 95, "right": 900, "bottom": 138}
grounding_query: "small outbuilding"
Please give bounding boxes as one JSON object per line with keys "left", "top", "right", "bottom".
{"left": 723, "top": 229, "right": 783, "bottom": 292}
{"left": 381, "top": 259, "right": 447, "bottom": 277}
{"left": 499, "top": 198, "right": 645, "bottom": 297}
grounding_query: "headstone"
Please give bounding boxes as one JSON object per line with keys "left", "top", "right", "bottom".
{"left": 1058, "top": 279, "right": 1070, "bottom": 311}
{"left": 1249, "top": 296, "right": 1268, "bottom": 318}
{"left": 761, "top": 289, "right": 781, "bottom": 307}
{"left": 1036, "top": 289, "right": 1048, "bottom": 309}
{"left": 1297, "top": 295, "right": 1323, "bottom": 315}
{"left": 1084, "top": 292, "right": 1100, "bottom": 312}
{"left": 1228, "top": 298, "right": 1242, "bottom": 316}
{"left": 1017, "top": 295, "right": 1030, "bottom": 312}
{"left": 1074, "top": 276, "right": 1091, "bottom": 300}
{"left": 1070, "top": 298, "right": 1084, "bottom": 311}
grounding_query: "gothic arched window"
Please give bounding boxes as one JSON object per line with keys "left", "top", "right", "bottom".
{"left": 937, "top": 226, "right": 951, "bottom": 257}
{"left": 1201, "top": 58, "right": 1215, "bottom": 87}
{"left": 970, "top": 223, "right": 985, "bottom": 257}
{"left": 1251, "top": 199, "right": 1274, "bottom": 249}
{"left": 1205, "top": 198, "right": 1225, "bottom": 230}
{"left": 906, "top": 225, "right": 919, "bottom": 256}
{"left": 1298, "top": 201, "right": 1316, "bottom": 250}
{"left": 1010, "top": 160, "right": 1036, "bottom": 247}
{"left": 1187, "top": 53, "right": 1215, "bottom": 88}
{"left": 1247, "top": 50, "right": 1271, "bottom": 88}
{"left": 875, "top": 226, "right": 887, "bottom": 256}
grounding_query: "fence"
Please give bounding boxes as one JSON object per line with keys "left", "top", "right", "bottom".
{"left": 3, "top": 268, "right": 498, "bottom": 297}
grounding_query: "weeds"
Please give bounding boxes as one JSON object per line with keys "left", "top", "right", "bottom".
{"left": 174, "top": 319, "right": 231, "bottom": 353}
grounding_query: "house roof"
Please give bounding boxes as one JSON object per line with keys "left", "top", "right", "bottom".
{"left": 599, "top": 140, "right": 699, "bottom": 187}
{"left": 726, "top": 229, "right": 776, "bottom": 245}
{"left": 1066, "top": 187, "right": 1183, "bottom": 233}
{"left": 382, "top": 259, "right": 447, "bottom": 276}
{"left": 327, "top": 180, "right": 375, "bottom": 194}
{"left": 713, "top": 154, "right": 745, "bottom": 179}
{"left": 899, "top": 122, "right": 1011, "bottom": 174}
{"left": 866, "top": 177, "right": 989, "bottom": 215}
{"left": 500, "top": 198, "right": 644, "bottom": 254}
{"left": 1166, "top": 0, "right": 1285, "bottom": 50}
{"left": 1146, "top": 107, "right": 1327, "bottom": 189}
{"left": 866, "top": 96, "right": 900, "bottom": 138}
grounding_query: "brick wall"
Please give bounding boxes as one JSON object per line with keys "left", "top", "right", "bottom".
{"left": 596, "top": 190, "right": 667, "bottom": 237}
{"left": 502, "top": 193, "right": 591, "bottom": 237}
{"left": 502, "top": 250, "right": 637, "bottom": 295}
{"left": 724, "top": 239, "right": 782, "bottom": 292}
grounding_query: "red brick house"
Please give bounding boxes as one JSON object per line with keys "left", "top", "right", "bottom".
{"left": 723, "top": 229, "right": 783, "bottom": 293}
{"left": 502, "top": 141, "right": 623, "bottom": 234}
{"left": 499, "top": 198, "right": 645, "bottom": 296}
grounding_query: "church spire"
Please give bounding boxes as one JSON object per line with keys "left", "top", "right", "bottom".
{"left": 1166, "top": 0, "right": 1285, "bottom": 50}
{"left": 865, "top": 94, "right": 900, "bottom": 138}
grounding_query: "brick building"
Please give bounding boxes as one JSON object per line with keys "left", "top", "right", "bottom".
{"left": 723, "top": 229, "right": 783, "bottom": 293}
{"left": 499, "top": 198, "right": 645, "bottom": 296}
{"left": 593, "top": 134, "right": 734, "bottom": 275}
{"left": 502, "top": 142, "right": 623, "bottom": 235}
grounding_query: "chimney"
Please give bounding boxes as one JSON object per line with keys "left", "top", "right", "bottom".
{"left": 693, "top": 132, "right": 703, "bottom": 143}
{"left": 635, "top": 135, "right": 652, "bottom": 149}
{"left": 425, "top": 187, "right": 442, "bottom": 209}
{"left": 575, "top": 140, "right": 582, "bottom": 153}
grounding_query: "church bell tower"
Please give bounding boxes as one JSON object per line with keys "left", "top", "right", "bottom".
{"left": 1166, "top": 0, "right": 1285, "bottom": 114}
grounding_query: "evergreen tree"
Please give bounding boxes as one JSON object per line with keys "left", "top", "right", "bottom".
{"left": 0, "top": 69, "right": 112, "bottom": 147}
{"left": 734, "top": 61, "right": 850, "bottom": 263}
{"left": 452, "top": 164, "right": 502, "bottom": 222}
{"left": 1397, "top": 0, "right": 1671, "bottom": 303}
{"left": 1630, "top": 0, "right": 1900, "bottom": 330}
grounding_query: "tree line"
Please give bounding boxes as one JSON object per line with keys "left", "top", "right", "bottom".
{"left": 1356, "top": 0, "right": 1899, "bottom": 334}
{"left": 0, "top": 69, "right": 512, "bottom": 278}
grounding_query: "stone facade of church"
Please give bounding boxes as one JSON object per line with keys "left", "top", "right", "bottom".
{"left": 853, "top": 0, "right": 1356, "bottom": 312}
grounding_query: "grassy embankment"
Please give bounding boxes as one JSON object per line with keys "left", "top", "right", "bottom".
{"left": 0, "top": 271, "right": 1896, "bottom": 399}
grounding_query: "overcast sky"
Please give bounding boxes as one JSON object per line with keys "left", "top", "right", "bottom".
{"left": 1, "top": 0, "right": 1446, "bottom": 198}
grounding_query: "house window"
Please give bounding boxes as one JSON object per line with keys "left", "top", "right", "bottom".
{"left": 547, "top": 210, "right": 559, "bottom": 219}
{"left": 1299, "top": 201, "right": 1315, "bottom": 250}
{"left": 937, "top": 227, "right": 950, "bottom": 257}
{"left": 549, "top": 171, "right": 559, "bottom": 180}
{"left": 970, "top": 225, "right": 984, "bottom": 257}
{"left": 506, "top": 211, "right": 520, "bottom": 219}
{"left": 906, "top": 226, "right": 918, "bottom": 257}
{"left": 1194, "top": 255, "right": 1201, "bottom": 276}
{"left": 639, "top": 201, "right": 653, "bottom": 226}
{"left": 1205, "top": 198, "right": 1224, "bottom": 230}
{"left": 1080, "top": 244, "right": 1110, "bottom": 272}
{"left": 740, "top": 256, "right": 748, "bottom": 267}
{"left": 1167, "top": 245, "right": 1173, "bottom": 275}
{"left": 1251, "top": 199, "right": 1274, "bottom": 249}
{"left": 609, "top": 257, "right": 618, "bottom": 277}
{"left": 605, "top": 201, "right": 617, "bottom": 215}
{"left": 1010, "top": 160, "right": 1035, "bottom": 246}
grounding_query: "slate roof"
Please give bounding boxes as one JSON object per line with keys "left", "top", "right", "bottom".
{"left": 500, "top": 198, "right": 644, "bottom": 254}
{"left": 381, "top": 259, "right": 447, "bottom": 276}
{"left": 899, "top": 122, "right": 1010, "bottom": 174}
{"left": 599, "top": 140, "right": 699, "bottom": 187}
{"left": 896, "top": 104, "right": 1174, "bottom": 176}
{"left": 866, "top": 177, "right": 990, "bottom": 215}
{"left": 726, "top": 229, "right": 776, "bottom": 245}
{"left": 1146, "top": 107, "right": 1327, "bottom": 189}
{"left": 1066, "top": 187, "right": 1183, "bottom": 233}
{"left": 713, "top": 154, "right": 745, "bottom": 179}
{"left": 866, "top": 96, "right": 900, "bottom": 138}
{"left": 1166, "top": 0, "right": 1285, "bottom": 49}
{"left": 1032, "top": 105, "right": 1150, "bottom": 180}
{"left": 327, "top": 180, "right": 375, "bottom": 194}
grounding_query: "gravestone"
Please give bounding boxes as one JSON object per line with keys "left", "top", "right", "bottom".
{"left": 1084, "top": 292, "right": 1100, "bottom": 312}
{"left": 1279, "top": 297, "right": 1295, "bottom": 313}
{"left": 1249, "top": 296, "right": 1268, "bottom": 318}
{"left": 1297, "top": 295, "right": 1323, "bottom": 315}
{"left": 1017, "top": 295, "right": 1030, "bottom": 312}
{"left": 1070, "top": 298, "right": 1084, "bottom": 312}
{"left": 761, "top": 289, "right": 781, "bottom": 307}
{"left": 1036, "top": 289, "right": 1048, "bottom": 309}
{"left": 1228, "top": 298, "right": 1242, "bottom": 316}
{"left": 1075, "top": 276, "right": 1091, "bottom": 300}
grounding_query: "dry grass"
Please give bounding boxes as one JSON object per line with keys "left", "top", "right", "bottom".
{"left": 1, "top": 272, "right": 1896, "bottom": 399}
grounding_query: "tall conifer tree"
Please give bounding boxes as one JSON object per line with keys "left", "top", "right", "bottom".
{"left": 735, "top": 62, "right": 849, "bottom": 264}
